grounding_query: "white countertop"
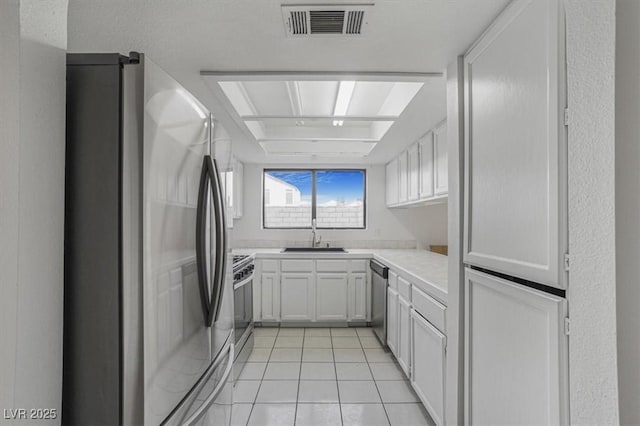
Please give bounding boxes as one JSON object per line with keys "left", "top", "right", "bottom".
{"left": 233, "top": 248, "right": 448, "bottom": 305}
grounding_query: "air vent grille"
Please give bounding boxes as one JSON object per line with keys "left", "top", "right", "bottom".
{"left": 282, "top": 4, "right": 372, "bottom": 37}
{"left": 309, "top": 10, "right": 345, "bottom": 34}
{"left": 346, "top": 10, "right": 364, "bottom": 34}
{"left": 290, "top": 11, "right": 307, "bottom": 35}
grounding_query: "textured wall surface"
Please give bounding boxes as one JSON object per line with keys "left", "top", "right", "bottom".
{"left": 0, "top": 1, "right": 22, "bottom": 419}
{"left": 565, "top": 1, "right": 619, "bottom": 424}
{"left": 615, "top": 1, "right": 640, "bottom": 424}
{"left": 0, "top": 1, "right": 68, "bottom": 423}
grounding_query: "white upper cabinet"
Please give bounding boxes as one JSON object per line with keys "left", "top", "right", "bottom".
{"left": 397, "top": 151, "right": 409, "bottom": 204}
{"left": 419, "top": 132, "right": 434, "bottom": 199}
{"left": 463, "top": 0, "right": 566, "bottom": 288}
{"left": 433, "top": 121, "right": 448, "bottom": 196}
{"left": 407, "top": 143, "right": 420, "bottom": 202}
{"left": 385, "top": 158, "right": 399, "bottom": 206}
{"left": 386, "top": 121, "right": 447, "bottom": 208}
{"left": 464, "top": 268, "right": 568, "bottom": 425}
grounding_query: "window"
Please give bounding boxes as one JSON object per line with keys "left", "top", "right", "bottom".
{"left": 263, "top": 169, "right": 366, "bottom": 229}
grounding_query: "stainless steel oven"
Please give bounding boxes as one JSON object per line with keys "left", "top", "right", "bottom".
{"left": 232, "top": 255, "right": 254, "bottom": 381}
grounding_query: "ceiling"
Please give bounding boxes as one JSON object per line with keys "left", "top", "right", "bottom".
{"left": 67, "top": 0, "right": 511, "bottom": 164}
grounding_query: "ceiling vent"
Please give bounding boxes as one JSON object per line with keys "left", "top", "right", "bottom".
{"left": 282, "top": 4, "right": 373, "bottom": 37}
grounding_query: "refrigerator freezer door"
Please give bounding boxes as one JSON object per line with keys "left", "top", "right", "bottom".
{"left": 142, "top": 57, "right": 214, "bottom": 425}
{"left": 162, "top": 341, "right": 233, "bottom": 426}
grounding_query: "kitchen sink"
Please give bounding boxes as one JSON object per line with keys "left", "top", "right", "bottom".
{"left": 281, "top": 247, "right": 347, "bottom": 253}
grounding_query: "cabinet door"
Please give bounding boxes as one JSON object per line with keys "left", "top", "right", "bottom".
{"left": 397, "top": 151, "right": 408, "bottom": 204}
{"left": 464, "top": 268, "right": 568, "bottom": 425}
{"left": 407, "top": 143, "right": 420, "bottom": 201}
{"left": 419, "top": 132, "right": 434, "bottom": 199}
{"left": 385, "top": 158, "right": 399, "bottom": 206}
{"left": 280, "top": 273, "right": 314, "bottom": 321}
{"left": 463, "top": 0, "right": 566, "bottom": 288}
{"left": 260, "top": 272, "right": 279, "bottom": 321}
{"left": 397, "top": 295, "right": 412, "bottom": 378}
{"left": 411, "top": 309, "right": 445, "bottom": 426}
{"left": 316, "top": 273, "right": 348, "bottom": 321}
{"left": 348, "top": 272, "right": 367, "bottom": 321}
{"left": 386, "top": 286, "right": 398, "bottom": 356}
{"left": 233, "top": 159, "right": 243, "bottom": 219}
{"left": 434, "top": 121, "right": 448, "bottom": 196}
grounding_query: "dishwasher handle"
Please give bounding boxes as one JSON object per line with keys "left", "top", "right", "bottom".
{"left": 370, "top": 260, "right": 389, "bottom": 279}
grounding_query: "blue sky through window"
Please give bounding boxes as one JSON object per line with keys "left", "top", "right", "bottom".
{"left": 267, "top": 170, "right": 364, "bottom": 206}
{"left": 268, "top": 171, "right": 312, "bottom": 203}
{"left": 316, "top": 170, "right": 364, "bottom": 205}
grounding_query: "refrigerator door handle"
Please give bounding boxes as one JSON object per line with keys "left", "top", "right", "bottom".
{"left": 208, "top": 157, "right": 227, "bottom": 325}
{"left": 183, "top": 343, "right": 234, "bottom": 426}
{"left": 195, "top": 156, "right": 214, "bottom": 325}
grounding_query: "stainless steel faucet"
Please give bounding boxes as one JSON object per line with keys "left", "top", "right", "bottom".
{"left": 311, "top": 219, "right": 322, "bottom": 247}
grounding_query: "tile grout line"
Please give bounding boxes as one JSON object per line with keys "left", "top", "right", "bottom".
{"left": 361, "top": 330, "right": 393, "bottom": 426}
{"left": 330, "top": 328, "right": 345, "bottom": 426}
{"left": 245, "top": 327, "right": 279, "bottom": 425}
{"left": 293, "top": 328, "right": 305, "bottom": 425}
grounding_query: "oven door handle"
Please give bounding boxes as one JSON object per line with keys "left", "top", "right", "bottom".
{"left": 233, "top": 273, "right": 254, "bottom": 291}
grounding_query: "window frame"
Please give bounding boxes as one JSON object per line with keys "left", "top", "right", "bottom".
{"left": 262, "top": 168, "right": 367, "bottom": 230}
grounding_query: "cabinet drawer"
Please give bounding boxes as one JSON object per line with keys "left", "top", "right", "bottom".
{"left": 397, "top": 276, "right": 411, "bottom": 301}
{"left": 411, "top": 286, "right": 446, "bottom": 333}
{"left": 281, "top": 259, "right": 314, "bottom": 272}
{"left": 261, "top": 259, "right": 278, "bottom": 273}
{"left": 350, "top": 260, "right": 367, "bottom": 273}
{"left": 316, "top": 260, "right": 348, "bottom": 272}
{"left": 388, "top": 270, "right": 398, "bottom": 290}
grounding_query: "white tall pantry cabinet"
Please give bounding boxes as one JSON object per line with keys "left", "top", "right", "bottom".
{"left": 464, "top": 269, "right": 567, "bottom": 425}
{"left": 463, "top": 0, "right": 567, "bottom": 288}
{"left": 462, "top": 0, "right": 569, "bottom": 424}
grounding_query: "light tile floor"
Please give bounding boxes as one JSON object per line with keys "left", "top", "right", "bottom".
{"left": 232, "top": 327, "right": 435, "bottom": 426}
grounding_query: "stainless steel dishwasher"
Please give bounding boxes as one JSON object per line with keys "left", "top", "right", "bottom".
{"left": 370, "top": 260, "right": 389, "bottom": 347}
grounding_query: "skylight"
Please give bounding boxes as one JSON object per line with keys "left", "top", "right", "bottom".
{"left": 211, "top": 76, "right": 426, "bottom": 158}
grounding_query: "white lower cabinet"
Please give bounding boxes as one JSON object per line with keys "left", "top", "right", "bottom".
{"left": 316, "top": 273, "right": 348, "bottom": 320}
{"left": 348, "top": 272, "right": 367, "bottom": 321}
{"left": 386, "top": 286, "right": 399, "bottom": 356}
{"left": 411, "top": 309, "right": 446, "bottom": 426}
{"left": 280, "top": 273, "right": 314, "bottom": 321}
{"left": 255, "top": 258, "right": 370, "bottom": 324}
{"left": 464, "top": 268, "right": 568, "bottom": 425}
{"left": 397, "top": 295, "right": 412, "bottom": 377}
{"left": 260, "top": 272, "right": 279, "bottom": 322}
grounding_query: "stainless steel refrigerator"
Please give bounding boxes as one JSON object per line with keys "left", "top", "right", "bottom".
{"left": 63, "top": 52, "right": 234, "bottom": 425}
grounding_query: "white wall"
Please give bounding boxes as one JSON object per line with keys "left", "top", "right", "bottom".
{"left": 233, "top": 163, "right": 448, "bottom": 248}
{"left": 615, "top": 1, "right": 640, "bottom": 424}
{"left": 0, "top": 0, "right": 68, "bottom": 423}
{"left": 565, "top": 1, "right": 620, "bottom": 424}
